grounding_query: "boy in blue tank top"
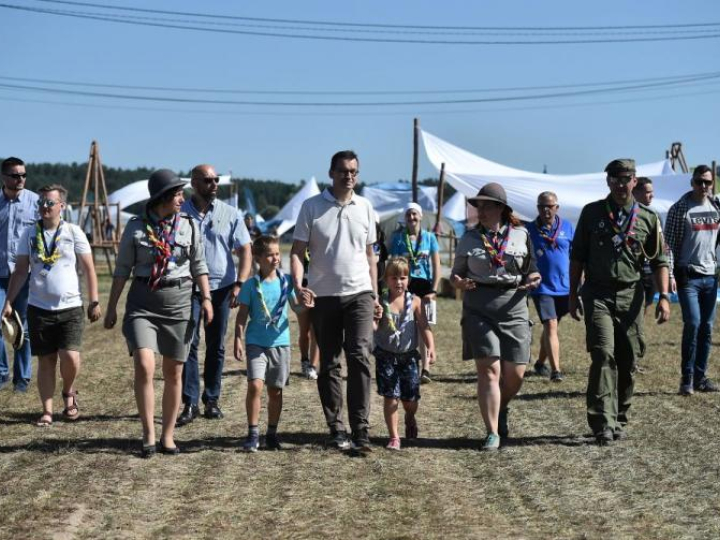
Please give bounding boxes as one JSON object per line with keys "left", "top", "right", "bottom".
{"left": 373, "top": 257, "right": 435, "bottom": 450}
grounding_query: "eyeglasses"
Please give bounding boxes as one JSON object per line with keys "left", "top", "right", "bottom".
{"left": 202, "top": 177, "right": 220, "bottom": 184}
{"left": 694, "top": 179, "right": 714, "bottom": 187}
{"left": 3, "top": 172, "right": 26, "bottom": 180}
{"left": 38, "top": 199, "right": 59, "bottom": 208}
{"left": 608, "top": 175, "right": 634, "bottom": 185}
{"left": 334, "top": 169, "right": 359, "bottom": 178}
{"left": 537, "top": 204, "right": 558, "bottom": 209}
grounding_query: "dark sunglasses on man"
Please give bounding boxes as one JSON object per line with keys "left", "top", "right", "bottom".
{"left": 694, "top": 178, "right": 714, "bottom": 188}
{"left": 203, "top": 177, "right": 220, "bottom": 185}
{"left": 3, "top": 172, "right": 26, "bottom": 180}
{"left": 37, "top": 199, "right": 59, "bottom": 208}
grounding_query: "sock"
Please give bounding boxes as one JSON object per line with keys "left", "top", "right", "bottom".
{"left": 248, "top": 425, "right": 259, "bottom": 438}
{"left": 266, "top": 424, "right": 278, "bottom": 437}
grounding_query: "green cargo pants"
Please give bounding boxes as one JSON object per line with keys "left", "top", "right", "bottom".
{"left": 582, "top": 283, "right": 646, "bottom": 435}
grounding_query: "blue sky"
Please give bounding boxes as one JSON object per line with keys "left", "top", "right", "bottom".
{"left": 1, "top": 0, "right": 719, "bottom": 185}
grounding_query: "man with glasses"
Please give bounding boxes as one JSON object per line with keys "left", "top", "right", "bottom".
{"left": 0, "top": 157, "right": 38, "bottom": 392}
{"left": 570, "top": 159, "right": 670, "bottom": 445}
{"left": 526, "top": 191, "right": 574, "bottom": 382}
{"left": 177, "top": 164, "right": 252, "bottom": 425}
{"left": 664, "top": 165, "right": 720, "bottom": 395}
{"left": 291, "top": 150, "right": 381, "bottom": 452}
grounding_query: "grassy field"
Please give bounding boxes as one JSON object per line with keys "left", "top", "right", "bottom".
{"left": 1, "top": 277, "right": 720, "bottom": 539}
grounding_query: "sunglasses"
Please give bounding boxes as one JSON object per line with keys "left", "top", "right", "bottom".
{"left": 3, "top": 172, "right": 26, "bottom": 180}
{"left": 202, "top": 177, "right": 220, "bottom": 184}
{"left": 608, "top": 176, "right": 634, "bottom": 185}
{"left": 38, "top": 199, "right": 59, "bottom": 208}
{"left": 694, "top": 179, "right": 714, "bottom": 187}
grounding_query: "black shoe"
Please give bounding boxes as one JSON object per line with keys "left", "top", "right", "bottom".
{"left": 204, "top": 401, "right": 224, "bottom": 419}
{"left": 595, "top": 429, "right": 614, "bottom": 446}
{"left": 694, "top": 377, "right": 719, "bottom": 393}
{"left": 533, "top": 362, "right": 551, "bottom": 377}
{"left": 13, "top": 379, "right": 29, "bottom": 393}
{"left": 550, "top": 370, "right": 564, "bottom": 382}
{"left": 176, "top": 404, "right": 199, "bottom": 427}
{"left": 351, "top": 430, "right": 372, "bottom": 454}
{"left": 157, "top": 441, "right": 180, "bottom": 455}
{"left": 327, "top": 430, "right": 351, "bottom": 451}
{"left": 498, "top": 407, "right": 509, "bottom": 439}
{"left": 265, "top": 434, "right": 282, "bottom": 451}
{"left": 421, "top": 369, "right": 432, "bottom": 384}
{"left": 140, "top": 443, "right": 157, "bottom": 459}
{"left": 613, "top": 427, "right": 628, "bottom": 441}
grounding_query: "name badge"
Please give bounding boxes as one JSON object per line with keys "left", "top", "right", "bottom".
{"left": 612, "top": 234, "right": 623, "bottom": 247}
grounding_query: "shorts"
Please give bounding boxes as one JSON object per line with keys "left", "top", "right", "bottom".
{"left": 374, "top": 348, "right": 421, "bottom": 402}
{"left": 27, "top": 305, "right": 84, "bottom": 357}
{"left": 531, "top": 294, "right": 570, "bottom": 323}
{"left": 408, "top": 277, "right": 435, "bottom": 298}
{"left": 246, "top": 344, "right": 290, "bottom": 388}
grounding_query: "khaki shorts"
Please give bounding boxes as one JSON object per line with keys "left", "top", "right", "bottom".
{"left": 246, "top": 345, "right": 290, "bottom": 388}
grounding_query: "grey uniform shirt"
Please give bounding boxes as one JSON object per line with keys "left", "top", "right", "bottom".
{"left": 114, "top": 213, "right": 208, "bottom": 280}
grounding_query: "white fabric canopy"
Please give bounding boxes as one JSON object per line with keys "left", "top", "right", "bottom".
{"left": 274, "top": 177, "right": 321, "bottom": 237}
{"left": 441, "top": 191, "right": 467, "bottom": 222}
{"left": 362, "top": 183, "right": 438, "bottom": 221}
{"left": 421, "top": 130, "right": 688, "bottom": 223}
{"left": 108, "top": 175, "right": 232, "bottom": 209}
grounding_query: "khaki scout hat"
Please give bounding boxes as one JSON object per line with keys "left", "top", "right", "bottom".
{"left": 605, "top": 159, "right": 636, "bottom": 176}
{"left": 1, "top": 310, "right": 24, "bottom": 351}
{"left": 147, "top": 169, "right": 187, "bottom": 206}
{"left": 467, "top": 182, "right": 513, "bottom": 213}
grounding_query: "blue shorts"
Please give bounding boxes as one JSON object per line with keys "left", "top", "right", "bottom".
{"left": 532, "top": 294, "right": 569, "bottom": 323}
{"left": 374, "top": 348, "right": 421, "bottom": 402}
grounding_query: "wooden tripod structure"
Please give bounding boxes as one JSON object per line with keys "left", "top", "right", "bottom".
{"left": 666, "top": 142, "right": 689, "bottom": 173}
{"left": 77, "top": 140, "right": 119, "bottom": 274}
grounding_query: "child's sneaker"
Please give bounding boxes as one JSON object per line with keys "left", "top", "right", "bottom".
{"left": 421, "top": 369, "right": 432, "bottom": 384}
{"left": 481, "top": 433, "right": 501, "bottom": 451}
{"left": 242, "top": 434, "right": 260, "bottom": 453}
{"left": 307, "top": 366, "right": 318, "bottom": 380}
{"left": 265, "top": 434, "right": 282, "bottom": 451}
{"left": 386, "top": 437, "right": 401, "bottom": 451}
{"left": 405, "top": 417, "right": 419, "bottom": 440}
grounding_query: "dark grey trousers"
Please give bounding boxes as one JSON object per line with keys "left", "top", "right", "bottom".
{"left": 311, "top": 291, "right": 374, "bottom": 436}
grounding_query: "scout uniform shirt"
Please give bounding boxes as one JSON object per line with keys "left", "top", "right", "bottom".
{"left": 571, "top": 196, "right": 668, "bottom": 288}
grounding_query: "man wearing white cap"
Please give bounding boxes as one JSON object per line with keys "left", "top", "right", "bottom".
{"left": 389, "top": 202, "right": 441, "bottom": 383}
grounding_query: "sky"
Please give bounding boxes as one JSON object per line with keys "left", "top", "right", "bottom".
{"left": 1, "top": 0, "right": 719, "bottom": 186}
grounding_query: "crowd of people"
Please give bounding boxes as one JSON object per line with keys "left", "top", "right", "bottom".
{"left": 1, "top": 153, "right": 718, "bottom": 455}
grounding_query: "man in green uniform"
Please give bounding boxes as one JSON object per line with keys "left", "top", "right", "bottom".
{"left": 569, "top": 159, "right": 671, "bottom": 445}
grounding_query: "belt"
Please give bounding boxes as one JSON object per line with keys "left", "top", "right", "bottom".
{"left": 134, "top": 276, "right": 192, "bottom": 289}
{"left": 473, "top": 280, "right": 518, "bottom": 291}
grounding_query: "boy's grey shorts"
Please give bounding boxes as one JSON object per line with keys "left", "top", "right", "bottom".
{"left": 246, "top": 344, "right": 291, "bottom": 388}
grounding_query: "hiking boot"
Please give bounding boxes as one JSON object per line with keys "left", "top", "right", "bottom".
{"left": 550, "top": 370, "right": 564, "bottom": 382}
{"left": 264, "top": 434, "right": 282, "bottom": 451}
{"left": 405, "top": 417, "right": 419, "bottom": 440}
{"left": 327, "top": 430, "right": 351, "bottom": 451}
{"left": 481, "top": 433, "right": 500, "bottom": 451}
{"left": 498, "top": 408, "right": 509, "bottom": 439}
{"left": 595, "top": 428, "right": 614, "bottom": 446}
{"left": 678, "top": 379, "right": 694, "bottom": 396}
{"left": 242, "top": 434, "right": 260, "bottom": 453}
{"left": 386, "top": 437, "right": 401, "bottom": 451}
{"left": 421, "top": 369, "right": 432, "bottom": 384}
{"left": 533, "top": 362, "right": 551, "bottom": 377}
{"left": 694, "top": 378, "right": 719, "bottom": 393}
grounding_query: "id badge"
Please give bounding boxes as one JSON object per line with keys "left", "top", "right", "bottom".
{"left": 612, "top": 234, "right": 623, "bottom": 247}
{"left": 39, "top": 268, "right": 49, "bottom": 278}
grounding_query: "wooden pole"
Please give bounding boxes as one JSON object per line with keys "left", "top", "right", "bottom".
{"left": 713, "top": 160, "right": 717, "bottom": 194}
{"left": 411, "top": 118, "right": 419, "bottom": 203}
{"left": 435, "top": 162, "right": 446, "bottom": 232}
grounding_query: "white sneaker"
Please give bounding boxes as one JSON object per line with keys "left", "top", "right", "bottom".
{"left": 307, "top": 366, "right": 318, "bottom": 380}
{"left": 301, "top": 360, "right": 311, "bottom": 378}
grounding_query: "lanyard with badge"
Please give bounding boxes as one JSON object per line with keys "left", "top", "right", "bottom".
{"left": 403, "top": 229, "right": 422, "bottom": 268}
{"left": 605, "top": 200, "right": 640, "bottom": 252}
{"left": 35, "top": 220, "right": 63, "bottom": 277}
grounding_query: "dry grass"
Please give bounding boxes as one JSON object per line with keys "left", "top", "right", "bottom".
{"left": 1, "top": 278, "right": 720, "bottom": 539}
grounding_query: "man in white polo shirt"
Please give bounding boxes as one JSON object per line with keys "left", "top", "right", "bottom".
{"left": 291, "top": 150, "right": 380, "bottom": 452}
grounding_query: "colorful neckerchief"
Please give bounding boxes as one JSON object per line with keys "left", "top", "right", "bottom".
{"left": 35, "top": 220, "right": 63, "bottom": 266}
{"left": 381, "top": 289, "right": 413, "bottom": 336}
{"left": 479, "top": 224, "right": 512, "bottom": 267}
{"left": 255, "top": 270, "right": 290, "bottom": 328}
{"left": 605, "top": 199, "right": 640, "bottom": 247}
{"left": 403, "top": 229, "right": 423, "bottom": 267}
{"left": 144, "top": 212, "right": 181, "bottom": 290}
{"left": 536, "top": 216, "right": 561, "bottom": 249}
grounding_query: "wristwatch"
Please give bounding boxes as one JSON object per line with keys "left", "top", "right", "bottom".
{"left": 658, "top": 293, "right": 671, "bottom": 302}
{"left": 88, "top": 301, "right": 100, "bottom": 310}
{"left": 234, "top": 280, "right": 243, "bottom": 289}
{"left": 202, "top": 295, "right": 212, "bottom": 303}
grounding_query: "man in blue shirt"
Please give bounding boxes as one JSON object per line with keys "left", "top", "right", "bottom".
{"left": 0, "top": 157, "right": 38, "bottom": 392}
{"left": 177, "top": 164, "right": 252, "bottom": 425}
{"left": 526, "top": 192, "right": 574, "bottom": 382}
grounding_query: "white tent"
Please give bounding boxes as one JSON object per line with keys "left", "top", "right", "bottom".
{"left": 274, "top": 177, "right": 321, "bottom": 237}
{"left": 107, "top": 175, "right": 233, "bottom": 210}
{"left": 362, "top": 183, "right": 438, "bottom": 221}
{"left": 441, "top": 191, "right": 467, "bottom": 222}
{"left": 421, "top": 130, "right": 689, "bottom": 223}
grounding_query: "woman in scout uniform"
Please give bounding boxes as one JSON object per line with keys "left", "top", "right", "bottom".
{"left": 104, "top": 169, "right": 212, "bottom": 458}
{"left": 451, "top": 182, "right": 541, "bottom": 451}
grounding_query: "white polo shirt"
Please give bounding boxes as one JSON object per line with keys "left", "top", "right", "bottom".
{"left": 294, "top": 188, "right": 376, "bottom": 297}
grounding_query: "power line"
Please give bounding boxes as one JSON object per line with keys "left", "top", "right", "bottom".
{"left": 3, "top": 3, "right": 720, "bottom": 45}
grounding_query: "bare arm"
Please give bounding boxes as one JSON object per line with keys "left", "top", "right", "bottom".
{"left": 233, "top": 303, "right": 250, "bottom": 361}
{"left": 78, "top": 253, "right": 101, "bottom": 322}
{"left": 195, "top": 273, "right": 214, "bottom": 325}
{"left": 230, "top": 243, "right": 253, "bottom": 309}
{"left": 568, "top": 260, "right": 584, "bottom": 321}
{"left": 1, "top": 256, "right": 30, "bottom": 319}
{"left": 366, "top": 244, "right": 378, "bottom": 296}
{"left": 103, "top": 276, "right": 128, "bottom": 329}
{"left": 291, "top": 240, "right": 315, "bottom": 308}
{"left": 414, "top": 296, "right": 435, "bottom": 364}
{"left": 431, "top": 251, "right": 442, "bottom": 296}
{"left": 653, "top": 266, "right": 670, "bottom": 324}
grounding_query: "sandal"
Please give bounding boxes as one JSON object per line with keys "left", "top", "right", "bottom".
{"left": 61, "top": 390, "right": 80, "bottom": 421}
{"left": 36, "top": 413, "right": 53, "bottom": 427}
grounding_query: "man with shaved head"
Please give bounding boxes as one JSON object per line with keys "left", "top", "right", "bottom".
{"left": 177, "top": 164, "right": 252, "bottom": 425}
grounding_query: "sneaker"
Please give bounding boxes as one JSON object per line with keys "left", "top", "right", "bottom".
{"left": 595, "top": 428, "right": 614, "bottom": 446}
{"left": 498, "top": 408, "right": 509, "bottom": 439}
{"left": 301, "top": 359, "right": 311, "bottom": 377}
{"left": 421, "top": 369, "right": 432, "bottom": 384}
{"left": 550, "top": 370, "right": 564, "bottom": 382}
{"left": 264, "top": 434, "right": 282, "bottom": 451}
{"left": 0, "top": 376, "right": 9, "bottom": 391}
{"left": 613, "top": 426, "right": 628, "bottom": 441}
{"left": 351, "top": 430, "right": 372, "bottom": 454}
{"left": 679, "top": 379, "right": 694, "bottom": 396}
{"left": 533, "top": 362, "right": 551, "bottom": 377}
{"left": 327, "top": 430, "right": 351, "bottom": 451}
{"left": 13, "top": 379, "right": 29, "bottom": 393}
{"left": 694, "top": 378, "right": 719, "bottom": 393}
{"left": 405, "top": 417, "right": 419, "bottom": 440}
{"left": 242, "top": 434, "right": 260, "bottom": 453}
{"left": 386, "top": 437, "right": 401, "bottom": 451}
{"left": 307, "top": 366, "right": 318, "bottom": 380}
{"left": 481, "top": 433, "right": 500, "bottom": 451}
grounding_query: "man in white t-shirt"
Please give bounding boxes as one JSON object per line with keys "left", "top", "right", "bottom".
{"left": 291, "top": 150, "right": 381, "bottom": 452}
{"left": 1, "top": 184, "right": 101, "bottom": 426}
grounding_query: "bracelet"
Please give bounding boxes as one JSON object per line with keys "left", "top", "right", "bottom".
{"left": 235, "top": 280, "right": 243, "bottom": 288}
{"left": 658, "top": 293, "right": 671, "bottom": 302}
{"left": 88, "top": 301, "right": 100, "bottom": 310}
{"left": 202, "top": 295, "right": 212, "bottom": 303}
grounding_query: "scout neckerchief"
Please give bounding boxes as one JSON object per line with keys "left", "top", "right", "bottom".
{"left": 35, "top": 220, "right": 63, "bottom": 276}
{"left": 536, "top": 216, "right": 561, "bottom": 249}
{"left": 381, "top": 289, "right": 413, "bottom": 337}
{"left": 144, "top": 212, "right": 181, "bottom": 291}
{"left": 479, "top": 224, "right": 511, "bottom": 267}
{"left": 605, "top": 199, "right": 640, "bottom": 251}
{"left": 403, "top": 229, "right": 423, "bottom": 267}
{"left": 255, "top": 270, "right": 290, "bottom": 328}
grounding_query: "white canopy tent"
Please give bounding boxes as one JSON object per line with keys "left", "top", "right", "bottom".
{"left": 441, "top": 191, "right": 467, "bottom": 222}
{"left": 421, "top": 130, "right": 689, "bottom": 223}
{"left": 107, "top": 175, "right": 233, "bottom": 210}
{"left": 362, "top": 183, "right": 438, "bottom": 221}
{"left": 274, "top": 177, "right": 321, "bottom": 237}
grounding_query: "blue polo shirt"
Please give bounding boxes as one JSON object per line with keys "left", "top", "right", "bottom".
{"left": 526, "top": 217, "right": 574, "bottom": 296}
{"left": 389, "top": 229, "right": 439, "bottom": 282}
{"left": 181, "top": 198, "right": 251, "bottom": 291}
{"left": 0, "top": 188, "right": 39, "bottom": 277}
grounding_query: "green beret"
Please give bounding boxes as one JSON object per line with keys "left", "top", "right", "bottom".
{"left": 605, "top": 159, "right": 636, "bottom": 176}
